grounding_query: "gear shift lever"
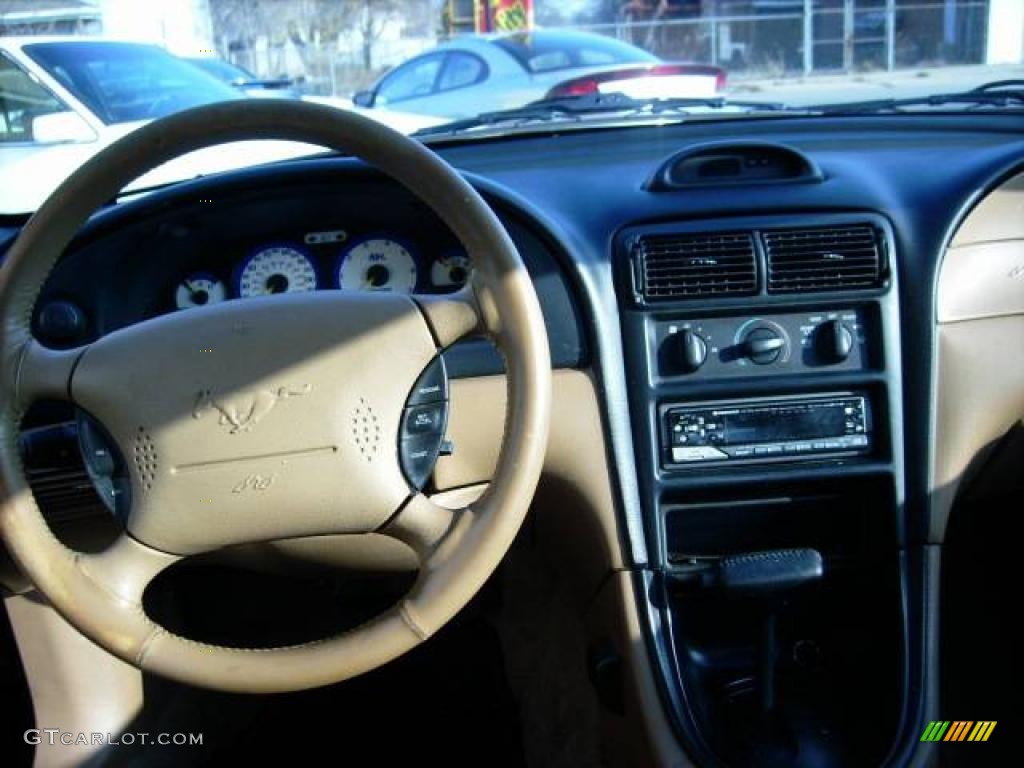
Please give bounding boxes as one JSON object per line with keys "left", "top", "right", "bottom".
{"left": 668, "top": 548, "right": 824, "bottom": 763}
{"left": 718, "top": 549, "right": 824, "bottom": 716}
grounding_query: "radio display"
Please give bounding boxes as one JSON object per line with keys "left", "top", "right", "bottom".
{"left": 663, "top": 394, "right": 870, "bottom": 464}
{"left": 718, "top": 403, "right": 847, "bottom": 443}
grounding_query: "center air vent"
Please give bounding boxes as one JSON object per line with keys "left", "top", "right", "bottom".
{"left": 764, "top": 225, "right": 884, "bottom": 294}
{"left": 637, "top": 231, "right": 757, "bottom": 301}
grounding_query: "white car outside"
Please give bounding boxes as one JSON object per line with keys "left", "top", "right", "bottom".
{"left": 352, "top": 30, "right": 725, "bottom": 120}
{"left": 0, "top": 37, "right": 442, "bottom": 216}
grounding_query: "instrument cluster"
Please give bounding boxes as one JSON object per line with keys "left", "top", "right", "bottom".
{"left": 171, "top": 228, "right": 471, "bottom": 311}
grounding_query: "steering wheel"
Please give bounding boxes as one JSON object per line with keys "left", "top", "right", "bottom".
{"left": 0, "top": 101, "right": 551, "bottom": 693}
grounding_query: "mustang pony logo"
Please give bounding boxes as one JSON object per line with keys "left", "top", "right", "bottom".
{"left": 192, "top": 385, "right": 312, "bottom": 433}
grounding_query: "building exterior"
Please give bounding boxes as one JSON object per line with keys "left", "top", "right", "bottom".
{"left": 0, "top": 0, "right": 102, "bottom": 36}
{"left": 97, "top": 0, "right": 214, "bottom": 55}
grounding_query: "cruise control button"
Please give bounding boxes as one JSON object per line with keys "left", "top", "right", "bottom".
{"left": 400, "top": 433, "right": 443, "bottom": 490}
{"left": 407, "top": 357, "right": 448, "bottom": 405}
{"left": 403, "top": 403, "right": 445, "bottom": 436}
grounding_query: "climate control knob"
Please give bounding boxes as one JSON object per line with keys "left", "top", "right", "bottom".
{"left": 815, "top": 319, "right": 854, "bottom": 364}
{"left": 674, "top": 328, "right": 708, "bottom": 373}
{"left": 743, "top": 326, "right": 785, "bottom": 365}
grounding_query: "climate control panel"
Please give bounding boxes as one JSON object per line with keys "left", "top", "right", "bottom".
{"left": 654, "top": 308, "right": 871, "bottom": 380}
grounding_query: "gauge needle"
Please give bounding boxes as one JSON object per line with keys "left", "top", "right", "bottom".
{"left": 182, "top": 279, "right": 199, "bottom": 298}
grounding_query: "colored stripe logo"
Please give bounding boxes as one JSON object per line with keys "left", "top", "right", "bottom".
{"left": 920, "top": 721, "right": 996, "bottom": 742}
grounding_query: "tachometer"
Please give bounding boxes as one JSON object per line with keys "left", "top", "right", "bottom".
{"left": 175, "top": 272, "right": 227, "bottom": 310}
{"left": 431, "top": 252, "right": 472, "bottom": 289}
{"left": 336, "top": 238, "right": 418, "bottom": 293}
{"left": 236, "top": 245, "right": 318, "bottom": 298}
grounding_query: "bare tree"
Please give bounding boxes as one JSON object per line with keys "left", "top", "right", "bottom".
{"left": 209, "top": 0, "right": 403, "bottom": 75}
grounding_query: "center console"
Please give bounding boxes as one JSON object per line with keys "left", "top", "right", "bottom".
{"left": 617, "top": 213, "right": 905, "bottom": 766}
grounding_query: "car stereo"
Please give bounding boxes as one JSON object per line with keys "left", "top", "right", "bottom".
{"left": 661, "top": 392, "right": 871, "bottom": 466}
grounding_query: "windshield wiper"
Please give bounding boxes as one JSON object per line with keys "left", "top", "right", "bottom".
{"left": 811, "top": 80, "right": 1024, "bottom": 115}
{"left": 412, "top": 92, "right": 804, "bottom": 138}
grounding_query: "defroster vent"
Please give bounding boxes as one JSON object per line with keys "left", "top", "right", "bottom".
{"left": 637, "top": 231, "right": 757, "bottom": 300}
{"left": 764, "top": 225, "right": 884, "bottom": 293}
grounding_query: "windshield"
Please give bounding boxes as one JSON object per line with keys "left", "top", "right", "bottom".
{"left": 186, "top": 57, "right": 256, "bottom": 85}
{"left": 0, "top": 0, "right": 1016, "bottom": 214}
{"left": 23, "top": 41, "right": 241, "bottom": 124}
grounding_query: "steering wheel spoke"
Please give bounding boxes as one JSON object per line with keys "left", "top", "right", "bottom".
{"left": 382, "top": 493, "right": 462, "bottom": 558}
{"left": 13, "top": 339, "right": 84, "bottom": 407}
{"left": 413, "top": 287, "right": 484, "bottom": 348}
{"left": 77, "top": 533, "right": 179, "bottom": 607}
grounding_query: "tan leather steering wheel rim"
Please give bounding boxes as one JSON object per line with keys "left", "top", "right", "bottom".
{"left": 0, "top": 100, "right": 551, "bottom": 692}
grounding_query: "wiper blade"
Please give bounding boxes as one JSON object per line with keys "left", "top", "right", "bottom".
{"left": 412, "top": 92, "right": 801, "bottom": 138}
{"left": 811, "top": 79, "right": 1024, "bottom": 114}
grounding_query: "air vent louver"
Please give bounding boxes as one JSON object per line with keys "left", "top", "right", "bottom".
{"left": 637, "top": 231, "right": 757, "bottom": 300}
{"left": 764, "top": 225, "right": 883, "bottom": 293}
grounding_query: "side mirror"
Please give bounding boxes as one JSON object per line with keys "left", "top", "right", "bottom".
{"left": 352, "top": 90, "right": 375, "bottom": 108}
{"left": 31, "top": 111, "right": 96, "bottom": 144}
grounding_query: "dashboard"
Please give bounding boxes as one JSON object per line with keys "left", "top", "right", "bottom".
{"left": 5, "top": 112, "right": 1024, "bottom": 768}
{"left": 172, "top": 232, "right": 470, "bottom": 311}
{"left": 29, "top": 177, "right": 487, "bottom": 348}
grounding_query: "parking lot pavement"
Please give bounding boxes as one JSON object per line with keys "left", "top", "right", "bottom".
{"left": 728, "top": 63, "right": 1024, "bottom": 106}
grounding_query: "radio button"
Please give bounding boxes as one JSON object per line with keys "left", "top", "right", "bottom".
{"left": 672, "top": 445, "right": 728, "bottom": 462}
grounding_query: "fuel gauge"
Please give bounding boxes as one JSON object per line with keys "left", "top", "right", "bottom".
{"left": 175, "top": 272, "right": 227, "bottom": 310}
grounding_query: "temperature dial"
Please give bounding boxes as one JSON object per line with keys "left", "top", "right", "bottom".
{"left": 742, "top": 326, "right": 786, "bottom": 365}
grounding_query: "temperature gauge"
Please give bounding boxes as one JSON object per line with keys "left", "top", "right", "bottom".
{"left": 431, "top": 252, "right": 471, "bottom": 289}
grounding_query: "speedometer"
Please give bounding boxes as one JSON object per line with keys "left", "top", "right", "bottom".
{"left": 336, "top": 238, "right": 418, "bottom": 293}
{"left": 235, "top": 245, "right": 318, "bottom": 298}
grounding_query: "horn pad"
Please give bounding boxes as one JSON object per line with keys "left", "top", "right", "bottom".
{"left": 70, "top": 291, "right": 436, "bottom": 554}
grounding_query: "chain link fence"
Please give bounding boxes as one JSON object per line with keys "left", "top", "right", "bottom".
{"left": 574, "top": 1, "right": 990, "bottom": 78}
